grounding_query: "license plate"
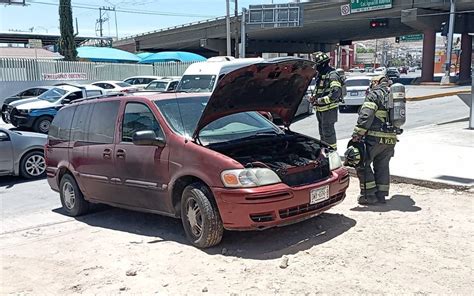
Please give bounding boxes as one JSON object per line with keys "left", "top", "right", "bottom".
{"left": 310, "top": 186, "right": 329, "bottom": 205}
{"left": 350, "top": 91, "right": 358, "bottom": 96}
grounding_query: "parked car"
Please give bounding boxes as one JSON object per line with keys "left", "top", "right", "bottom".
{"left": 0, "top": 128, "right": 47, "bottom": 178}
{"left": 1, "top": 86, "right": 51, "bottom": 107}
{"left": 45, "top": 58, "right": 349, "bottom": 248}
{"left": 2, "top": 84, "right": 104, "bottom": 133}
{"left": 91, "top": 81, "right": 137, "bottom": 94}
{"left": 144, "top": 78, "right": 181, "bottom": 92}
{"left": 339, "top": 76, "right": 371, "bottom": 112}
{"left": 123, "top": 76, "right": 165, "bottom": 90}
{"left": 348, "top": 67, "right": 365, "bottom": 73}
{"left": 374, "top": 67, "right": 386, "bottom": 75}
{"left": 386, "top": 67, "right": 400, "bottom": 79}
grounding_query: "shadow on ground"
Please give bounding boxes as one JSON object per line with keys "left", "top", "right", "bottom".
{"left": 350, "top": 194, "right": 421, "bottom": 213}
{"left": 54, "top": 206, "right": 356, "bottom": 260}
{"left": 0, "top": 176, "right": 45, "bottom": 188}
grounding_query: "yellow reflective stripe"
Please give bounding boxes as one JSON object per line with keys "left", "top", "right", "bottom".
{"left": 353, "top": 126, "right": 367, "bottom": 135}
{"left": 362, "top": 102, "right": 378, "bottom": 110}
{"left": 322, "top": 96, "right": 332, "bottom": 104}
{"left": 375, "top": 110, "right": 388, "bottom": 121}
{"left": 377, "top": 184, "right": 390, "bottom": 191}
{"left": 329, "top": 143, "right": 337, "bottom": 149}
{"left": 316, "top": 103, "right": 338, "bottom": 112}
{"left": 367, "top": 131, "right": 397, "bottom": 138}
{"left": 317, "top": 89, "right": 325, "bottom": 94}
{"left": 360, "top": 181, "right": 376, "bottom": 189}
{"left": 330, "top": 81, "right": 342, "bottom": 88}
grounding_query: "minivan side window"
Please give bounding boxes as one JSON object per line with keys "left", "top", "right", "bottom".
{"left": 49, "top": 106, "right": 76, "bottom": 142}
{"left": 122, "top": 103, "right": 163, "bottom": 142}
{"left": 70, "top": 104, "right": 91, "bottom": 142}
{"left": 87, "top": 101, "right": 120, "bottom": 144}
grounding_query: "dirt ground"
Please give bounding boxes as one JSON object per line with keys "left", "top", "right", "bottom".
{"left": 1, "top": 179, "right": 473, "bottom": 295}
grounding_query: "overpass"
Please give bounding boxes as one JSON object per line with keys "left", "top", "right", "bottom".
{"left": 114, "top": 0, "right": 474, "bottom": 82}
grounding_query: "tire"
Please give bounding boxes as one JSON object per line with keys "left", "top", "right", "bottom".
{"left": 33, "top": 116, "right": 52, "bottom": 134}
{"left": 59, "top": 174, "right": 90, "bottom": 216}
{"left": 19, "top": 150, "right": 46, "bottom": 179}
{"left": 181, "top": 182, "right": 224, "bottom": 248}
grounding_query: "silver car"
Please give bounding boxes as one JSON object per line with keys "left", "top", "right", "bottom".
{"left": 339, "top": 76, "right": 371, "bottom": 112}
{"left": 0, "top": 128, "right": 47, "bottom": 178}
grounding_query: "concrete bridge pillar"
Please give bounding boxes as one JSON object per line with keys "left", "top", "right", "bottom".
{"left": 421, "top": 29, "right": 436, "bottom": 82}
{"left": 459, "top": 33, "right": 472, "bottom": 83}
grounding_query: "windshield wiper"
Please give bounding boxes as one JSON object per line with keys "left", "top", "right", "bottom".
{"left": 238, "top": 130, "right": 283, "bottom": 141}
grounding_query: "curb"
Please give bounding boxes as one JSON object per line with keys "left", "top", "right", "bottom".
{"left": 345, "top": 167, "right": 473, "bottom": 191}
{"left": 406, "top": 90, "right": 471, "bottom": 101}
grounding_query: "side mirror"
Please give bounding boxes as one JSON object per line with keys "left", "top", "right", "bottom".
{"left": 0, "top": 131, "right": 9, "bottom": 141}
{"left": 132, "top": 130, "right": 165, "bottom": 147}
{"left": 61, "top": 98, "right": 72, "bottom": 104}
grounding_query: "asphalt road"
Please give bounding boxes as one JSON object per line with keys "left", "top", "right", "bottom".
{"left": 0, "top": 93, "right": 470, "bottom": 234}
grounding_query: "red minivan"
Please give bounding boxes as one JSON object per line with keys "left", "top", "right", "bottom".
{"left": 45, "top": 58, "right": 350, "bottom": 248}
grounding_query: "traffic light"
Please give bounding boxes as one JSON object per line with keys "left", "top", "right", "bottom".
{"left": 440, "top": 22, "right": 448, "bottom": 36}
{"left": 370, "top": 19, "right": 389, "bottom": 29}
{"left": 395, "top": 37, "right": 400, "bottom": 43}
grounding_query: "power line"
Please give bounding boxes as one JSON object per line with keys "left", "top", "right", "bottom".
{"left": 27, "top": 0, "right": 218, "bottom": 18}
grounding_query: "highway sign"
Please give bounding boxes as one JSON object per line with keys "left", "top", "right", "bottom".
{"left": 28, "top": 39, "right": 43, "bottom": 48}
{"left": 350, "top": 0, "right": 392, "bottom": 13}
{"left": 246, "top": 3, "right": 303, "bottom": 28}
{"left": 400, "top": 34, "right": 423, "bottom": 42}
{"left": 0, "top": 0, "right": 25, "bottom": 4}
{"left": 341, "top": 4, "right": 351, "bottom": 16}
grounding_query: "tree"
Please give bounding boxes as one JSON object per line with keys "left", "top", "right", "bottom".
{"left": 59, "top": 0, "right": 77, "bottom": 60}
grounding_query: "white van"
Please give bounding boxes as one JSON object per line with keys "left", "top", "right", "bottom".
{"left": 176, "top": 56, "right": 264, "bottom": 93}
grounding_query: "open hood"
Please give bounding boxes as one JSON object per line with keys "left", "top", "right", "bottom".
{"left": 193, "top": 58, "right": 317, "bottom": 138}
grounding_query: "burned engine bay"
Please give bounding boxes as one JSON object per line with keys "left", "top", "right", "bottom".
{"left": 208, "top": 133, "right": 331, "bottom": 187}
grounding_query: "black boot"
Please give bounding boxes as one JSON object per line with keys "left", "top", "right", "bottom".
{"left": 376, "top": 192, "right": 387, "bottom": 204}
{"left": 358, "top": 194, "right": 377, "bottom": 205}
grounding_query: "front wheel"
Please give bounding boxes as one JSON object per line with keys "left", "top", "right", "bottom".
{"left": 181, "top": 183, "right": 223, "bottom": 248}
{"left": 20, "top": 150, "right": 46, "bottom": 179}
{"left": 33, "top": 116, "right": 52, "bottom": 134}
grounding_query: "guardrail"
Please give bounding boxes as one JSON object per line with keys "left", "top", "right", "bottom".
{"left": 0, "top": 58, "right": 195, "bottom": 82}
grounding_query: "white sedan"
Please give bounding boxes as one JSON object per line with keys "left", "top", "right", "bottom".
{"left": 91, "top": 81, "right": 137, "bottom": 95}
{"left": 339, "top": 76, "right": 371, "bottom": 112}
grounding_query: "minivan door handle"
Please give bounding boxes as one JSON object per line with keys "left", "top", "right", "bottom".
{"left": 116, "top": 149, "right": 126, "bottom": 159}
{"left": 103, "top": 148, "right": 112, "bottom": 159}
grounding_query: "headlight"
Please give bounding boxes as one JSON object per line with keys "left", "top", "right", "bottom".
{"left": 17, "top": 109, "right": 30, "bottom": 115}
{"left": 221, "top": 168, "right": 281, "bottom": 188}
{"left": 328, "top": 151, "right": 342, "bottom": 170}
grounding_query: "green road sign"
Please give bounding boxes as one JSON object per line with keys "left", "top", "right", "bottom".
{"left": 400, "top": 34, "right": 424, "bottom": 42}
{"left": 350, "top": 0, "right": 392, "bottom": 13}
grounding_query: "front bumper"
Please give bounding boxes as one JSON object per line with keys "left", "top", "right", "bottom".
{"left": 213, "top": 167, "right": 350, "bottom": 230}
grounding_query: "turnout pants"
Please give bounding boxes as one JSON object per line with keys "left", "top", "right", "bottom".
{"left": 356, "top": 136, "right": 395, "bottom": 198}
{"left": 316, "top": 108, "right": 338, "bottom": 149}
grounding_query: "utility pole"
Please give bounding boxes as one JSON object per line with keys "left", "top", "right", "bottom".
{"left": 441, "top": 0, "right": 456, "bottom": 85}
{"left": 226, "top": 0, "right": 231, "bottom": 56}
{"left": 234, "top": 0, "right": 239, "bottom": 58}
{"left": 240, "top": 7, "right": 246, "bottom": 58}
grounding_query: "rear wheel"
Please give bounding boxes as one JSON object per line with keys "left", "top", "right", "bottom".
{"left": 19, "top": 150, "right": 46, "bottom": 179}
{"left": 60, "top": 174, "right": 90, "bottom": 216}
{"left": 181, "top": 182, "right": 223, "bottom": 248}
{"left": 33, "top": 116, "right": 53, "bottom": 133}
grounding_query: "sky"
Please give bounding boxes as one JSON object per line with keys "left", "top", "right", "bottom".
{"left": 0, "top": 0, "right": 290, "bottom": 38}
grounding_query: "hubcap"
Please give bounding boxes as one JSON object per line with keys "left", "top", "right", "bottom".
{"left": 25, "top": 154, "right": 45, "bottom": 177}
{"left": 63, "top": 182, "right": 76, "bottom": 210}
{"left": 39, "top": 120, "right": 51, "bottom": 132}
{"left": 186, "top": 199, "right": 203, "bottom": 238}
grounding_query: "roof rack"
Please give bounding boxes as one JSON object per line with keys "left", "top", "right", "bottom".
{"left": 53, "top": 82, "right": 85, "bottom": 89}
{"left": 71, "top": 93, "right": 125, "bottom": 104}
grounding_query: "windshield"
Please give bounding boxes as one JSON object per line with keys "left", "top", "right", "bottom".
{"left": 346, "top": 79, "right": 370, "bottom": 87}
{"left": 145, "top": 81, "right": 169, "bottom": 91}
{"left": 116, "top": 82, "right": 131, "bottom": 87}
{"left": 177, "top": 75, "right": 216, "bottom": 93}
{"left": 38, "top": 88, "right": 68, "bottom": 102}
{"left": 155, "top": 96, "right": 280, "bottom": 144}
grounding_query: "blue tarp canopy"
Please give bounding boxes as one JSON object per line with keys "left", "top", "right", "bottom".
{"left": 136, "top": 52, "right": 154, "bottom": 60}
{"left": 77, "top": 46, "right": 140, "bottom": 63}
{"left": 139, "top": 51, "right": 206, "bottom": 63}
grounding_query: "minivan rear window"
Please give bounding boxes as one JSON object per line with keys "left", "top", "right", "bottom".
{"left": 49, "top": 106, "right": 76, "bottom": 142}
{"left": 87, "top": 101, "right": 119, "bottom": 144}
{"left": 70, "top": 104, "right": 91, "bottom": 142}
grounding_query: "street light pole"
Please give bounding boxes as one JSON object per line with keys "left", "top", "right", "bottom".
{"left": 226, "top": 0, "right": 231, "bottom": 56}
{"left": 442, "top": 0, "right": 456, "bottom": 85}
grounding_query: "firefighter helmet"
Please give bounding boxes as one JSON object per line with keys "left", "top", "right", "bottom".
{"left": 344, "top": 140, "right": 366, "bottom": 167}
{"left": 312, "top": 51, "right": 331, "bottom": 65}
{"left": 370, "top": 75, "right": 391, "bottom": 88}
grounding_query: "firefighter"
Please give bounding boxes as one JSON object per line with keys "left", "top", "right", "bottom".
{"left": 309, "top": 52, "right": 344, "bottom": 150}
{"left": 351, "top": 75, "right": 398, "bottom": 205}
